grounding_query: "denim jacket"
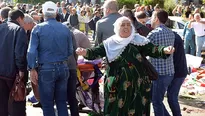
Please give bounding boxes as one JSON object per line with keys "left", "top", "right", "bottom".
{"left": 27, "top": 18, "right": 73, "bottom": 69}
{"left": 183, "top": 22, "right": 195, "bottom": 40}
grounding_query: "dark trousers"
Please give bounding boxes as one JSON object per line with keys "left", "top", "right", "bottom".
{"left": 67, "top": 69, "right": 79, "bottom": 116}
{"left": 0, "top": 78, "right": 26, "bottom": 116}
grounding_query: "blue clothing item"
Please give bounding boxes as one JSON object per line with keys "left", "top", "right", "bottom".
{"left": 184, "top": 37, "right": 196, "bottom": 55}
{"left": 27, "top": 18, "right": 73, "bottom": 69}
{"left": 0, "top": 20, "right": 28, "bottom": 79}
{"left": 165, "top": 77, "right": 185, "bottom": 116}
{"left": 183, "top": 22, "right": 196, "bottom": 55}
{"left": 183, "top": 22, "right": 195, "bottom": 40}
{"left": 195, "top": 36, "right": 205, "bottom": 57}
{"left": 152, "top": 75, "right": 174, "bottom": 116}
{"left": 38, "top": 63, "right": 69, "bottom": 116}
{"left": 173, "top": 32, "right": 188, "bottom": 78}
{"left": 147, "top": 24, "right": 175, "bottom": 75}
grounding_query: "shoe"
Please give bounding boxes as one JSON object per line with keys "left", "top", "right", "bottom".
{"left": 78, "top": 104, "right": 86, "bottom": 110}
{"left": 33, "top": 102, "right": 42, "bottom": 108}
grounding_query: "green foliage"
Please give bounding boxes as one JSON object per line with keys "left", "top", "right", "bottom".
{"left": 143, "top": 0, "right": 163, "bottom": 8}
{"left": 14, "top": 0, "right": 61, "bottom": 4}
{"left": 117, "top": 0, "right": 164, "bottom": 9}
{"left": 164, "top": 0, "right": 176, "bottom": 16}
{"left": 118, "top": 0, "right": 138, "bottom": 9}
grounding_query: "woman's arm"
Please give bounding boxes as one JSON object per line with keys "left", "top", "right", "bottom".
{"left": 76, "top": 43, "right": 106, "bottom": 60}
{"left": 137, "top": 42, "right": 173, "bottom": 58}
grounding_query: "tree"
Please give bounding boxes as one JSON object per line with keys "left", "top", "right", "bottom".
{"left": 14, "top": 0, "right": 61, "bottom": 4}
{"left": 118, "top": 0, "right": 138, "bottom": 9}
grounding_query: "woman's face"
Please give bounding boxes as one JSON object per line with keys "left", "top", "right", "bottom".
{"left": 119, "top": 20, "right": 132, "bottom": 38}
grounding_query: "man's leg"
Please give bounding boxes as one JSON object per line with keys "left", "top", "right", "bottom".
{"left": 67, "top": 69, "right": 79, "bottom": 116}
{"left": 190, "top": 38, "right": 196, "bottom": 56}
{"left": 85, "top": 23, "right": 89, "bottom": 36}
{"left": 152, "top": 75, "right": 174, "bottom": 116}
{"left": 196, "top": 36, "right": 204, "bottom": 57}
{"left": 0, "top": 79, "right": 10, "bottom": 116}
{"left": 184, "top": 39, "right": 190, "bottom": 54}
{"left": 12, "top": 100, "right": 26, "bottom": 116}
{"left": 167, "top": 77, "right": 185, "bottom": 116}
{"left": 38, "top": 66, "right": 56, "bottom": 116}
{"left": 55, "top": 65, "right": 69, "bottom": 116}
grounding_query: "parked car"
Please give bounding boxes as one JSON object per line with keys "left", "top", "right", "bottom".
{"left": 166, "top": 16, "right": 187, "bottom": 38}
{"left": 146, "top": 16, "right": 186, "bottom": 38}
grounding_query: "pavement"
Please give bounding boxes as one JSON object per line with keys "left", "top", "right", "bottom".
{"left": 26, "top": 96, "right": 205, "bottom": 116}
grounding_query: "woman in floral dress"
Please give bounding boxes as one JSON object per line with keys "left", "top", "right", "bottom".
{"left": 76, "top": 17, "right": 175, "bottom": 116}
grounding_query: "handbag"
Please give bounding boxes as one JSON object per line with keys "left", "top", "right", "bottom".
{"left": 10, "top": 74, "right": 26, "bottom": 101}
{"left": 141, "top": 53, "right": 158, "bottom": 80}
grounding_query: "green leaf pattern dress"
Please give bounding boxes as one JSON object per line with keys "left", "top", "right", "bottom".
{"left": 85, "top": 43, "right": 168, "bottom": 116}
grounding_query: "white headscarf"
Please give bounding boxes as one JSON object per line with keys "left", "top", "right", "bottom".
{"left": 103, "top": 16, "right": 150, "bottom": 63}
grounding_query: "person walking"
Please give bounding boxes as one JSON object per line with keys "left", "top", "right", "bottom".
{"left": 27, "top": 1, "right": 73, "bottom": 116}
{"left": 94, "top": 0, "right": 121, "bottom": 46}
{"left": 76, "top": 16, "right": 175, "bottom": 116}
{"left": 148, "top": 10, "right": 175, "bottom": 116}
{"left": 0, "top": 9, "right": 28, "bottom": 116}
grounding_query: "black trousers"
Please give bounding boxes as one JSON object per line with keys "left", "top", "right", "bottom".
{"left": 67, "top": 69, "right": 79, "bottom": 116}
{"left": 0, "top": 78, "right": 26, "bottom": 116}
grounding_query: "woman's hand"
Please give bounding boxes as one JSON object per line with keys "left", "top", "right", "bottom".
{"left": 76, "top": 47, "right": 87, "bottom": 56}
{"left": 164, "top": 46, "right": 175, "bottom": 54}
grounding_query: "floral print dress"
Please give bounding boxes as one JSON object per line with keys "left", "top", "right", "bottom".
{"left": 85, "top": 43, "right": 167, "bottom": 116}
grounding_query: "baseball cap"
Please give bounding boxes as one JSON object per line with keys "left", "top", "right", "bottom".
{"left": 42, "top": 1, "right": 57, "bottom": 14}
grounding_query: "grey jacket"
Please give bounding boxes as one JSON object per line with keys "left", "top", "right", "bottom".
{"left": 67, "top": 28, "right": 91, "bottom": 70}
{"left": 95, "top": 13, "right": 121, "bottom": 46}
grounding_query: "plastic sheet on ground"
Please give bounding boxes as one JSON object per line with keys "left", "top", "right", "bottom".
{"left": 180, "top": 71, "right": 205, "bottom": 98}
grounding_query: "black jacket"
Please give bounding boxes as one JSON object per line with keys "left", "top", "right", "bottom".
{"left": 68, "top": 14, "right": 79, "bottom": 27}
{"left": 60, "top": 12, "right": 70, "bottom": 22}
{"left": 0, "top": 20, "right": 28, "bottom": 80}
{"left": 135, "top": 21, "right": 151, "bottom": 37}
{"left": 173, "top": 32, "right": 188, "bottom": 78}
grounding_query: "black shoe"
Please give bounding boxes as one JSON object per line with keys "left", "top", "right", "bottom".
{"left": 33, "top": 102, "right": 42, "bottom": 108}
{"left": 78, "top": 104, "right": 86, "bottom": 110}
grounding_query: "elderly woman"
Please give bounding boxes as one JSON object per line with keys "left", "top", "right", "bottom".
{"left": 76, "top": 17, "right": 174, "bottom": 116}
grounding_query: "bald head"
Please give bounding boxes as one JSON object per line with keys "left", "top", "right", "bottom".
{"left": 194, "top": 13, "right": 201, "bottom": 22}
{"left": 103, "top": 0, "right": 118, "bottom": 16}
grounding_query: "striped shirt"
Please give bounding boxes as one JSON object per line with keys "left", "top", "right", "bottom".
{"left": 147, "top": 24, "right": 175, "bottom": 75}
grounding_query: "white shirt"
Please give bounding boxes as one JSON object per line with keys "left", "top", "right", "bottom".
{"left": 84, "top": 15, "right": 90, "bottom": 23}
{"left": 191, "top": 19, "right": 205, "bottom": 36}
{"left": 78, "top": 14, "right": 85, "bottom": 23}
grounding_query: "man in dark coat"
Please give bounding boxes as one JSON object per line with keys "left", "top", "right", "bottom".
{"left": 60, "top": 7, "right": 70, "bottom": 22}
{"left": 0, "top": 9, "right": 28, "bottom": 116}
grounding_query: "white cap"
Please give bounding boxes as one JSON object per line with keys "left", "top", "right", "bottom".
{"left": 42, "top": 1, "right": 57, "bottom": 14}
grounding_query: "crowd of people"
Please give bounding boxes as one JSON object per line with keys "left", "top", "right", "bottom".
{"left": 0, "top": 0, "right": 204, "bottom": 116}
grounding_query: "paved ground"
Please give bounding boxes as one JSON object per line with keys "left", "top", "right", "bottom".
{"left": 26, "top": 96, "right": 205, "bottom": 116}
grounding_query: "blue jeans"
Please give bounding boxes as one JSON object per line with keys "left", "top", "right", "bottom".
{"left": 164, "top": 77, "right": 185, "bottom": 116}
{"left": 184, "top": 38, "right": 196, "bottom": 55}
{"left": 196, "top": 36, "right": 205, "bottom": 57}
{"left": 152, "top": 75, "right": 174, "bottom": 116}
{"left": 38, "top": 63, "right": 69, "bottom": 116}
